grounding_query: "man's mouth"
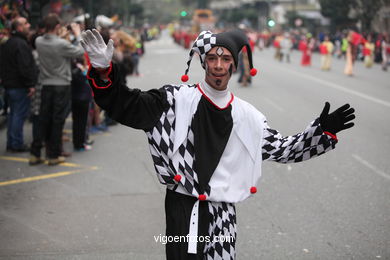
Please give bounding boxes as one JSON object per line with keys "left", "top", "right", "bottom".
{"left": 212, "top": 73, "right": 226, "bottom": 78}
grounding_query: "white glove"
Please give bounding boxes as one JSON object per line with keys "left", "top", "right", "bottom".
{"left": 80, "top": 29, "right": 114, "bottom": 68}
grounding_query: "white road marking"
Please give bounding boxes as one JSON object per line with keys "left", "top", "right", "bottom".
{"left": 352, "top": 154, "right": 390, "bottom": 181}
{"left": 283, "top": 68, "right": 390, "bottom": 108}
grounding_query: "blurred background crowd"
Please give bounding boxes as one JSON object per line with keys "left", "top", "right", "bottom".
{"left": 0, "top": 0, "right": 389, "bottom": 164}
{"left": 0, "top": 0, "right": 163, "bottom": 164}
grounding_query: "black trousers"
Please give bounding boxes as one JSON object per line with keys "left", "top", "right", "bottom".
{"left": 30, "top": 114, "right": 42, "bottom": 157}
{"left": 39, "top": 85, "right": 70, "bottom": 158}
{"left": 165, "top": 189, "right": 211, "bottom": 260}
{"left": 72, "top": 99, "right": 90, "bottom": 149}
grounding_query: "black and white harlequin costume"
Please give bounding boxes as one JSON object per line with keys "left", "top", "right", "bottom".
{"left": 83, "top": 29, "right": 352, "bottom": 260}
{"left": 87, "top": 77, "right": 337, "bottom": 259}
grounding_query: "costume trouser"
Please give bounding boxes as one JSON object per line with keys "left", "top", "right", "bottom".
{"left": 344, "top": 47, "right": 354, "bottom": 75}
{"left": 364, "top": 55, "right": 373, "bottom": 68}
{"left": 321, "top": 54, "right": 332, "bottom": 70}
{"left": 280, "top": 52, "right": 290, "bottom": 63}
{"left": 5, "top": 88, "right": 30, "bottom": 149}
{"left": 382, "top": 53, "right": 388, "bottom": 70}
{"left": 165, "top": 189, "right": 237, "bottom": 260}
{"left": 72, "top": 99, "right": 90, "bottom": 149}
{"left": 39, "top": 85, "right": 70, "bottom": 159}
{"left": 165, "top": 189, "right": 211, "bottom": 259}
{"left": 131, "top": 53, "right": 140, "bottom": 75}
{"left": 301, "top": 51, "right": 311, "bottom": 66}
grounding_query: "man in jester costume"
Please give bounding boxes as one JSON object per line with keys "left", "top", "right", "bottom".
{"left": 80, "top": 29, "right": 355, "bottom": 260}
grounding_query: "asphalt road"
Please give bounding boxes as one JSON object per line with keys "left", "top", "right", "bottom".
{"left": 0, "top": 30, "right": 389, "bottom": 260}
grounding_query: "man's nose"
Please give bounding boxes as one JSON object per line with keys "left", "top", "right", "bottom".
{"left": 216, "top": 57, "right": 222, "bottom": 69}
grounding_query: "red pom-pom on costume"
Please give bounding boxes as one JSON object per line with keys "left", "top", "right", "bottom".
{"left": 198, "top": 194, "right": 207, "bottom": 201}
{"left": 250, "top": 186, "right": 257, "bottom": 194}
{"left": 181, "top": 74, "right": 189, "bottom": 82}
{"left": 174, "top": 175, "right": 182, "bottom": 182}
{"left": 250, "top": 68, "right": 257, "bottom": 76}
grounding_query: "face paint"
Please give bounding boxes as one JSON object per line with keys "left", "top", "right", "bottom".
{"left": 205, "top": 62, "right": 210, "bottom": 75}
{"left": 228, "top": 64, "right": 233, "bottom": 76}
{"left": 216, "top": 47, "right": 224, "bottom": 56}
{"left": 216, "top": 79, "right": 222, "bottom": 86}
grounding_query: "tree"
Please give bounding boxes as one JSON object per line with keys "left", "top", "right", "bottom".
{"left": 319, "top": 0, "right": 356, "bottom": 31}
{"left": 354, "top": 0, "right": 385, "bottom": 32}
{"left": 179, "top": 0, "right": 197, "bottom": 8}
{"left": 320, "top": 0, "right": 386, "bottom": 32}
{"left": 219, "top": 4, "right": 260, "bottom": 28}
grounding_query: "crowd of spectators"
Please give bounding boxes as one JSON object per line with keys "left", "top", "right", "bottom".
{"left": 0, "top": 6, "right": 161, "bottom": 165}
{"left": 172, "top": 26, "right": 390, "bottom": 79}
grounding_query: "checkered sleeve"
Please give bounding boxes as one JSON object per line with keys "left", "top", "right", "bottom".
{"left": 261, "top": 118, "right": 338, "bottom": 163}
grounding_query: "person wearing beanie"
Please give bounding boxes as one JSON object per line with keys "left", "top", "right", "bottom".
{"left": 81, "top": 29, "right": 355, "bottom": 259}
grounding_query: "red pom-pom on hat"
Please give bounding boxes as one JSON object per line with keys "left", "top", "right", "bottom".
{"left": 198, "top": 194, "right": 206, "bottom": 201}
{"left": 250, "top": 186, "right": 257, "bottom": 194}
{"left": 181, "top": 74, "right": 189, "bottom": 82}
{"left": 174, "top": 175, "right": 182, "bottom": 182}
{"left": 250, "top": 68, "right": 257, "bottom": 76}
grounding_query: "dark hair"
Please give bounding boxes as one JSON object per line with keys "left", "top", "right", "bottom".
{"left": 44, "top": 13, "right": 61, "bottom": 32}
{"left": 37, "top": 19, "right": 45, "bottom": 29}
{"left": 100, "top": 28, "right": 111, "bottom": 44}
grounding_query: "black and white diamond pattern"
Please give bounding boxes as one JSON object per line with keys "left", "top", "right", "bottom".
{"left": 184, "top": 31, "right": 217, "bottom": 76}
{"left": 204, "top": 201, "right": 237, "bottom": 260}
{"left": 193, "top": 30, "right": 217, "bottom": 66}
{"left": 261, "top": 118, "right": 337, "bottom": 163}
{"left": 147, "top": 85, "right": 179, "bottom": 185}
{"left": 145, "top": 85, "right": 337, "bottom": 259}
{"left": 177, "top": 125, "right": 202, "bottom": 196}
{"left": 146, "top": 84, "right": 203, "bottom": 195}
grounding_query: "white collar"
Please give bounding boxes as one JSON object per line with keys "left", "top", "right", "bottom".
{"left": 199, "top": 80, "right": 232, "bottom": 109}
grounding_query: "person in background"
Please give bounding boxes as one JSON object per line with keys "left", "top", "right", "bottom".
{"left": 33, "top": 13, "right": 84, "bottom": 165}
{"left": 71, "top": 54, "right": 93, "bottom": 151}
{"left": 0, "top": 16, "right": 37, "bottom": 152}
{"left": 299, "top": 34, "right": 314, "bottom": 66}
{"left": 340, "top": 33, "right": 349, "bottom": 59}
{"left": 29, "top": 21, "right": 45, "bottom": 165}
{"left": 344, "top": 30, "right": 361, "bottom": 76}
{"left": 280, "top": 32, "right": 293, "bottom": 63}
{"left": 362, "top": 35, "right": 375, "bottom": 68}
{"left": 319, "top": 35, "right": 334, "bottom": 71}
{"left": 381, "top": 34, "right": 389, "bottom": 71}
{"left": 273, "top": 33, "right": 282, "bottom": 61}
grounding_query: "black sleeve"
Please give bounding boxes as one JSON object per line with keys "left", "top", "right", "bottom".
{"left": 87, "top": 63, "right": 170, "bottom": 131}
{"left": 16, "top": 41, "right": 38, "bottom": 88}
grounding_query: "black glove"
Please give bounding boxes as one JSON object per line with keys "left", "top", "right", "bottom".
{"left": 319, "top": 102, "right": 355, "bottom": 134}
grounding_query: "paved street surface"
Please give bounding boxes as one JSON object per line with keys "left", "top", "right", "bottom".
{"left": 1, "top": 30, "right": 389, "bottom": 259}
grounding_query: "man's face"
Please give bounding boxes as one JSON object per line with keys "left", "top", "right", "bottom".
{"left": 204, "top": 46, "right": 236, "bottom": 91}
{"left": 16, "top": 17, "right": 30, "bottom": 36}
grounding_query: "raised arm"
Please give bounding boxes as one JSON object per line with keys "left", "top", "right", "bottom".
{"left": 262, "top": 102, "right": 355, "bottom": 163}
{"left": 81, "top": 29, "right": 170, "bottom": 131}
